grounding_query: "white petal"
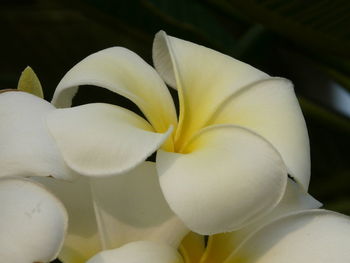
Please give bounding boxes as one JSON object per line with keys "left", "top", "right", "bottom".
{"left": 153, "top": 31, "right": 268, "bottom": 149}
{"left": 34, "top": 176, "right": 101, "bottom": 263}
{"left": 47, "top": 103, "right": 172, "bottom": 176}
{"left": 0, "top": 91, "right": 74, "bottom": 180}
{"left": 36, "top": 162, "right": 188, "bottom": 263}
{"left": 210, "top": 78, "right": 310, "bottom": 189}
{"left": 226, "top": 210, "right": 350, "bottom": 263}
{"left": 89, "top": 162, "right": 188, "bottom": 248}
{"left": 52, "top": 47, "right": 177, "bottom": 135}
{"left": 0, "top": 177, "right": 67, "bottom": 263}
{"left": 261, "top": 179, "right": 322, "bottom": 219}
{"left": 201, "top": 179, "right": 321, "bottom": 263}
{"left": 86, "top": 241, "right": 184, "bottom": 263}
{"left": 157, "top": 124, "right": 288, "bottom": 235}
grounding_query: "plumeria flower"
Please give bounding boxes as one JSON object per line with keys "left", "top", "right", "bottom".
{"left": 0, "top": 32, "right": 349, "bottom": 263}
{"left": 1, "top": 70, "right": 188, "bottom": 263}
{"left": 1, "top": 31, "right": 310, "bottom": 236}
{"left": 35, "top": 162, "right": 189, "bottom": 263}
{"left": 85, "top": 180, "right": 350, "bottom": 263}
{"left": 0, "top": 69, "right": 69, "bottom": 263}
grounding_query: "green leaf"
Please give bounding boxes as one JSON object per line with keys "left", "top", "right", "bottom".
{"left": 17, "top": 66, "right": 44, "bottom": 98}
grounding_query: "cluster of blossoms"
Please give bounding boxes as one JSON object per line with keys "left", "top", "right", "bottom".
{"left": 1, "top": 31, "right": 350, "bottom": 263}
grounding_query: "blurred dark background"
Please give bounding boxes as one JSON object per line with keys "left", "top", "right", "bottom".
{"left": 1, "top": 0, "right": 349, "bottom": 247}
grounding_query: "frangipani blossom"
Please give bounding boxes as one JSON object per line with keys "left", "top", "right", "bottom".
{"left": 1, "top": 67, "right": 188, "bottom": 262}
{"left": 0, "top": 31, "right": 309, "bottom": 235}
{"left": 1, "top": 79, "right": 188, "bottom": 262}
{"left": 85, "top": 180, "right": 350, "bottom": 263}
{"left": 0, "top": 177, "right": 67, "bottom": 263}
{"left": 88, "top": 210, "right": 350, "bottom": 263}
{"left": 35, "top": 162, "right": 189, "bottom": 263}
{"left": 50, "top": 31, "right": 309, "bottom": 234}
{"left": 0, "top": 69, "right": 70, "bottom": 262}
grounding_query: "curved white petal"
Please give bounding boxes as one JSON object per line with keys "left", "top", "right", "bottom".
{"left": 0, "top": 177, "right": 67, "bottom": 263}
{"left": 47, "top": 103, "right": 172, "bottom": 176}
{"left": 52, "top": 47, "right": 177, "bottom": 135}
{"left": 153, "top": 31, "right": 268, "bottom": 149}
{"left": 86, "top": 241, "right": 184, "bottom": 263}
{"left": 34, "top": 175, "right": 100, "bottom": 263}
{"left": 201, "top": 179, "right": 321, "bottom": 263}
{"left": 157, "top": 124, "right": 288, "bottom": 235}
{"left": 89, "top": 162, "right": 188, "bottom": 248}
{"left": 0, "top": 91, "right": 74, "bottom": 180}
{"left": 226, "top": 210, "right": 350, "bottom": 263}
{"left": 209, "top": 78, "right": 310, "bottom": 189}
{"left": 36, "top": 162, "right": 188, "bottom": 263}
{"left": 260, "top": 179, "right": 322, "bottom": 219}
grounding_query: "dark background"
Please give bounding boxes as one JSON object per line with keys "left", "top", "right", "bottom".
{"left": 1, "top": 0, "right": 349, "bottom": 258}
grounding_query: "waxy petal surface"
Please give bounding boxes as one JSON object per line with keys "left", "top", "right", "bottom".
{"left": 153, "top": 31, "right": 268, "bottom": 149}
{"left": 34, "top": 175, "right": 100, "bottom": 263}
{"left": 157, "top": 125, "right": 287, "bottom": 235}
{"left": 36, "top": 162, "right": 188, "bottom": 263}
{"left": 52, "top": 47, "right": 177, "bottom": 135}
{"left": 226, "top": 210, "right": 350, "bottom": 263}
{"left": 209, "top": 78, "right": 310, "bottom": 188}
{"left": 0, "top": 177, "right": 67, "bottom": 263}
{"left": 201, "top": 179, "right": 321, "bottom": 263}
{"left": 86, "top": 241, "right": 184, "bottom": 263}
{"left": 47, "top": 103, "right": 172, "bottom": 176}
{"left": 0, "top": 91, "right": 74, "bottom": 179}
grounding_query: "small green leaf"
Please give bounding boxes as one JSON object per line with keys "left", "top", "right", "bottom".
{"left": 17, "top": 66, "right": 44, "bottom": 98}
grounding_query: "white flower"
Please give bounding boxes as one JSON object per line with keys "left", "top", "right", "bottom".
{"left": 35, "top": 162, "right": 189, "bottom": 263}
{"left": 86, "top": 180, "right": 350, "bottom": 263}
{"left": 1, "top": 31, "right": 309, "bottom": 236}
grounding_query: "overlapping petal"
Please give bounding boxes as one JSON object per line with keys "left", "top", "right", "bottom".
{"left": 201, "top": 179, "right": 321, "bottom": 263}
{"left": 34, "top": 175, "right": 100, "bottom": 263}
{"left": 47, "top": 103, "right": 172, "bottom": 176}
{"left": 153, "top": 31, "right": 269, "bottom": 150}
{"left": 36, "top": 162, "right": 188, "bottom": 263}
{"left": 153, "top": 31, "right": 310, "bottom": 190}
{"left": 1, "top": 30, "right": 344, "bottom": 263}
{"left": 52, "top": 47, "right": 177, "bottom": 136}
{"left": 208, "top": 78, "right": 310, "bottom": 188}
{"left": 0, "top": 91, "right": 74, "bottom": 179}
{"left": 0, "top": 177, "right": 67, "bottom": 263}
{"left": 157, "top": 125, "right": 287, "bottom": 234}
{"left": 86, "top": 241, "right": 184, "bottom": 263}
{"left": 226, "top": 210, "right": 350, "bottom": 263}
